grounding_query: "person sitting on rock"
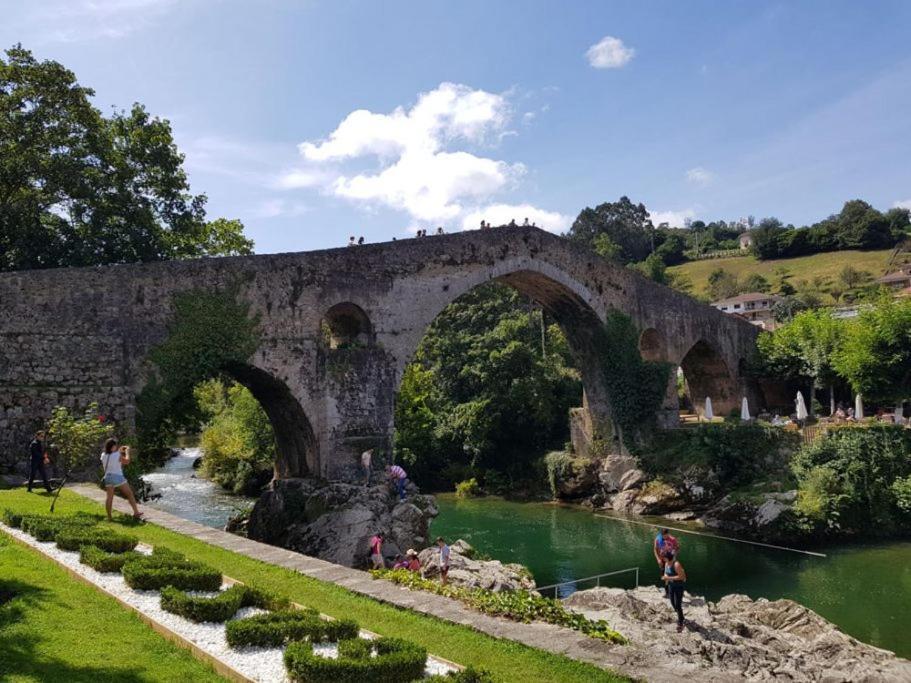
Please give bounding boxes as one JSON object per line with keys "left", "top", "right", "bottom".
{"left": 369, "top": 532, "right": 385, "bottom": 569}
{"left": 406, "top": 548, "right": 421, "bottom": 572}
{"left": 386, "top": 463, "right": 408, "bottom": 501}
{"left": 392, "top": 553, "right": 408, "bottom": 569}
{"left": 661, "top": 550, "right": 687, "bottom": 632}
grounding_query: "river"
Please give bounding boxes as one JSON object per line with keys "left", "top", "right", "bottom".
{"left": 142, "top": 453, "right": 911, "bottom": 658}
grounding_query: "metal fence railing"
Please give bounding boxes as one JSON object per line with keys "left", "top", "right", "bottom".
{"left": 532, "top": 566, "right": 640, "bottom": 599}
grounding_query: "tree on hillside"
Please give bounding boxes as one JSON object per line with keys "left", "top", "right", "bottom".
{"left": 568, "top": 196, "right": 653, "bottom": 264}
{"left": 707, "top": 268, "right": 739, "bottom": 300}
{"left": 741, "top": 273, "right": 771, "bottom": 293}
{"left": 834, "top": 297, "right": 911, "bottom": 403}
{"left": 632, "top": 253, "right": 668, "bottom": 285}
{"left": 756, "top": 309, "right": 845, "bottom": 414}
{"left": 0, "top": 45, "right": 252, "bottom": 272}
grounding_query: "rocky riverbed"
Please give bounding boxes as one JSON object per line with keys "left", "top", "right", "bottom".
{"left": 565, "top": 586, "right": 911, "bottom": 682}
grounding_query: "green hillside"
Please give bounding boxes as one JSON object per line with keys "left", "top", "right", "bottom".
{"left": 669, "top": 248, "right": 899, "bottom": 300}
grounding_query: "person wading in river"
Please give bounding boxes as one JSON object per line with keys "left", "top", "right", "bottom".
{"left": 661, "top": 550, "right": 687, "bottom": 632}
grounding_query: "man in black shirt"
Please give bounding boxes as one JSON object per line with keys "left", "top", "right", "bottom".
{"left": 27, "top": 430, "right": 52, "bottom": 493}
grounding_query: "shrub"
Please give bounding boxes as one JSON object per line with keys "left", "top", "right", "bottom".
{"left": 160, "top": 583, "right": 289, "bottom": 623}
{"left": 80, "top": 546, "right": 143, "bottom": 572}
{"left": 454, "top": 478, "right": 482, "bottom": 499}
{"left": 283, "top": 636, "right": 427, "bottom": 683}
{"left": 56, "top": 528, "right": 138, "bottom": 553}
{"left": 336, "top": 637, "right": 373, "bottom": 660}
{"left": 372, "top": 569, "right": 626, "bottom": 644}
{"left": 122, "top": 553, "right": 222, "bottom": 591}
{"left": 20, "top": 513, "right": 97, "bottom": 541}
{"left": 226, "top": 609, "right": 358, "bottom": 648}
{"left": 1, "top": 509, "right": 23, "bottom": 527}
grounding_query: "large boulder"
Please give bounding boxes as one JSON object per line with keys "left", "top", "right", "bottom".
{"left": 598, "top": 454, "right": 641, "bottom": 492}
{"left": 701, "top": 491, "right": 798, "bottom": 541}
{"left": 246, "top": 478, "right": 438, "bottom": 568}
{"left": 418, "top": 539, "right": 536, "bottom": 592}
{"left": 551, "top": 454, "right": 599, "bottom": 499}
{"left": 565, "top": 586, "right": 911, "bottom": 681}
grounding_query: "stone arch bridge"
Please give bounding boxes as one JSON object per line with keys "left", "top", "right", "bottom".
{"left": 0, "top": 226, "right": 762, "bottom": 479}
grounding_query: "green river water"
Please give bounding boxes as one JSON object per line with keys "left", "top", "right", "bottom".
{"left": 431, "top": 494, "right": 911, "bottom": 657}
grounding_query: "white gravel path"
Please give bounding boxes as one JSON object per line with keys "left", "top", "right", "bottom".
{"left": 1, "top": 523, "right": 455, "bottom": 681}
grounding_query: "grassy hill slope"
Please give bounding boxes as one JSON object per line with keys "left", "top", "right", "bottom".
{"left": 669, "top": 248, "right": 897, "bottom": 300}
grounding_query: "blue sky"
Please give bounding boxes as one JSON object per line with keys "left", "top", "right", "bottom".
{"left": 4, "top": 0, "right": 911, "bottom": 254}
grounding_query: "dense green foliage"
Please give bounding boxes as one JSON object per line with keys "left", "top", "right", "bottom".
{"left": 792, "top": 425, "right": 911, "bottom": 536}
{"left": 372, "top": 569, "right": 626, "bottom": 644}
{"left": 750, "top": 202, "right": 907, "bottom": 261}
{"left": 195, "top": 379, "right": 276, "bottom": 495}
{"left": 46, "top": 402, "right": 114, "bottom": 477}
{"left": 455, "top": 478, "right": 482, "bottom": 498}
{"left": 225, "top": 609, "right": 359, "bottom": 647}
{"left": 136, "top": 287, "right": 260, "bottom": 460}
{"left": 643, "top": 424, "right": 799, "bottom": 488}
{"left": 394, "top": 284, "right": 581, "bottom": 489}
{"left": 0, "top": 45, "right": 252, "bottom": 272}
{"left": 55, "top": 527, "right": 138, "bottom": 553}
{"left": 284, "top": 637, "right": 428, "bottom": 683}
{"left": 427, "top": 667, "right": 496, "bottom": 683}
{"left": 568, "top": 196, "right": 654, "bottom": 264}
{"left": 121, "top": 551, "right": 223, "bottom": 591}
{"left": 79, "top": 546, "right": 143, "bottom": 573}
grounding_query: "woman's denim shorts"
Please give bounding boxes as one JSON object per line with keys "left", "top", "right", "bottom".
{"left": 103, "top": 473, "right": 127, "bottom": 487}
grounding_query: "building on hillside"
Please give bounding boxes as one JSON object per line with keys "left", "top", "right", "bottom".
{"left": 738, "top": 232, "right": 753, "bottom": 250}
{"left": 876, "top": 267, "right": 911, "bottom": 291}
{"left": 711, "top": 292, "right": 783, "bottom": 329}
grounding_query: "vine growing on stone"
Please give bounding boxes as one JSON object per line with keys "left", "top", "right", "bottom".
{"left": 136, "top": 286, "right": 260, "bottom": 460}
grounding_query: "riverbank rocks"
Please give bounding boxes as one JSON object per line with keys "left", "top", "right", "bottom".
{"left": 565, "top": 586, "right": 911, "bottom": 682}
{"left": 246, "top": 478, "right": 438, "bottom": 568}
{"left": 418, "top": 540, "right": 536, "bottom": 593}
{"left": 701, "top": 491, "right": 798, "bottom": 541}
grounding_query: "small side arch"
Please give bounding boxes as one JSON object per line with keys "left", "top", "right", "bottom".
{"left": 321, "top": 302, "right": 373, "bottom": 349}
{"left": 638, "top": 328, "right": 667, "bottom": 362}
{"left": 679, "top": 339, "right": 738, "bottom": 415}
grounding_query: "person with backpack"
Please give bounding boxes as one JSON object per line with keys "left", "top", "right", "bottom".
{"left": 101, "top": 437, "right": 143, "bottom": 521}
{"left": 26, "top": 430, "right": 52, "bottom": 493}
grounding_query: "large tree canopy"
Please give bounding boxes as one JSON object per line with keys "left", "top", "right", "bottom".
{"left": 0, "top": 45, "right": 252, "bottom": 272}
{"left": 567, "top": 196, "right": 654, "bottom": 264}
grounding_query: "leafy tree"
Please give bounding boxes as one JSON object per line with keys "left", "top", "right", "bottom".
{"left": 839, "top": 265, "right": 868, "bottom": 289}
{"left": 568, "top": 196, "right": 653, "bottom": 264}
{"left": 707, "top": 268, "right": 739, "bottom": 300}
{"left": 47, "top": 403, "right": 115, "bottom": 475}
{"left": 771, "top": 296, "right": 809, "bottom": 324}
{"left": 756, "top": 309, "right": 845, "bottom": 413}
{"left": 632, "top": 253, "right": 667, "bottom": 285}
{"left": 833, "top": 296, "right": 911, "bottom": 402}
{"left": 0, "top": 45, "right": 252, "bottom": 272}
{"left": 741, "top": 273, "right": 771, "bottom": 293}
{"left": 654, "top": 231, "right": 686, "bottom": 265}
{"left": 592, "top": 233, "right": 620, "bottom": 260}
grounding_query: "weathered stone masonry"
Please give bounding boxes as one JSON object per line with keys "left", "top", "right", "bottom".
{"left": 0, "top": 226, "right": 761, "bottom": 478}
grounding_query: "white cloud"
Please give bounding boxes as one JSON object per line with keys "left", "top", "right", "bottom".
{"left": 254, "top": 199, "right": 309, "bottom": 219}
{"left": 649, "top": 208, "right": 696, "bottom": 228}
{"left": 893, "top": 199, "right": 911, "bottom": 210}
{"left": 293, "top": 82, "right": 540, "bottom": 224}
{"left": 460, "top": 204, "right": 571, "bottom": 233}
{"left": 274, "top": 168, "right": 330, "bottom": 190}
{"left": 13, "top": 0, "right": 179, "bottom": 43}
{"left": 686, "top": 167, "right": 715, "bottom": 186}
{"left": 586, "top": 36, "right": 635, "bottom": 69}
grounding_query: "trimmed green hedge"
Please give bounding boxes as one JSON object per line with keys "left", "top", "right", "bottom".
{"left": 226, "top": 609, "right": 359, "bottom": 648}
{"left": 427, "top": 666, "right": 496, "bottom": 682}
{"left": 56, "top": 527, "right": 138, "bottom": 553}
{"left": 284, "top": 636, "right": 427, "bottom": 683}
{"left": 80, "top": 546, "right": 144, "bottom": 573}
{"left": 160, "top": 583, "right": 290, "bottom": 623}
{"left": 122, "top": 552, "right": 222, "bottom": 591}
{"left": 20, "top": 514, "right": 97, "bottom": 541}
{"left": 1, "top": 508, "right": 23, "bottom": 527}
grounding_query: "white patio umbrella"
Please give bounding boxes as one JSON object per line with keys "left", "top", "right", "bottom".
{"left": 741, "top": 397, "right": 751, "bottom": 422}
{"left": 704, "top": 397, "right": 714, "bottom": 421}
{"left": 895, "top": 402, "right": 904, "bottom": 424}
{"left": 855, "top": 394, "right": 864, "bottom": 420}
{"left": 796, "top": 391, "right": 808, "bottom": 421}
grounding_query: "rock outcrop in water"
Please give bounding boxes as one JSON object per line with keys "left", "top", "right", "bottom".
{"left": 246, "top": 478, "right": 438, "bottom": 568}
{"left": 418, "top": 539, "right": 536, "bottom": 592}
{"left": 565, "top": 586, "right": 911, "bottom": 682}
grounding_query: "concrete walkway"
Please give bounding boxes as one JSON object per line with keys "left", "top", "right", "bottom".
{"left": 71, "top": 484, "right": 720, "bottom": 682}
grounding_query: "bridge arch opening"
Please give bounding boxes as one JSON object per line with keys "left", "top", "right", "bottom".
{"left": 679, "top": 339, "right": 738, "bottom": 418}
{"left": 321, "top": 302, "right": 373, "bottom": 349}
{"left": 638, "top": 328, "right": 667, "bottom": 362}
{"left": 393, "top": 269, "right": 612, "bottom": 490}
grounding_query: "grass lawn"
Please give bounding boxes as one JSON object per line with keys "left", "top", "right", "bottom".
{"left": 669, "top": 248, "right": 895, "bottom": 299}
{"left": 0, "top": 488, "right": 629, "bottom": 683}
{"left": 0, "top": 529, "right": 224, "bottom": 683}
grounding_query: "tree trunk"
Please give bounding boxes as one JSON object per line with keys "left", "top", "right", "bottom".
{"left": 829, "top": 385, "right": 835, "bottom": 416}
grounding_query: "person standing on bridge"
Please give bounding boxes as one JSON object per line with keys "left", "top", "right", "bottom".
{"left": 26, "top": 429, "right": 52, "bottom": 493}
{"left": 386, "top": 463, "right": 408, "bottom": 501}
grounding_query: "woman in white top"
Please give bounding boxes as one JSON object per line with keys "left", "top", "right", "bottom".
{"left": 100, "top": 437, "right": 143, "bottom": 521}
